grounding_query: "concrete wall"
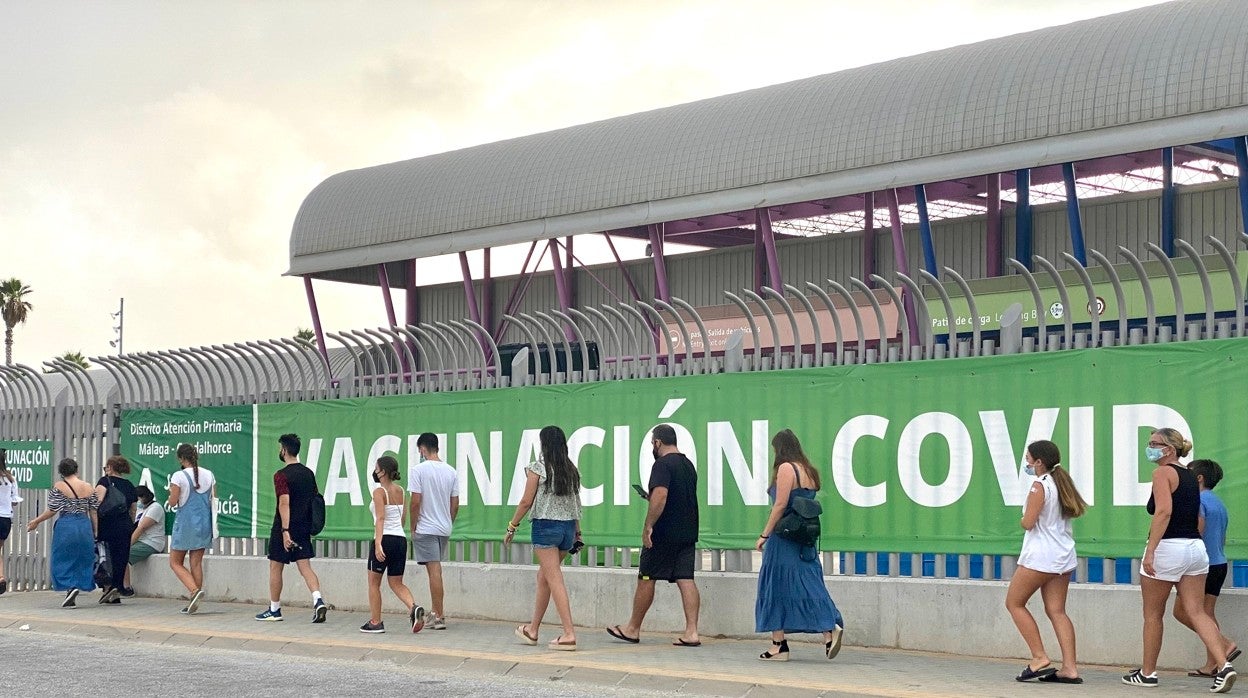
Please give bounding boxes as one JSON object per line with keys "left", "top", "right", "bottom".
{"left": 132, "top": 554, "right": 1244, "bottom": 669}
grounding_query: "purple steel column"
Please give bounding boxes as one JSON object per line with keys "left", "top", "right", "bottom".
{"left": 377, "top": 264, "right": 398, "bottom": 327}
{"left": 755, "top": 208, "right": 783, "bottom": 291}
{"left": 303, "top": 276, "right": 330, "bottom": 366}
{"left": 549, "top": 239, "right": 574, "bottom": 340}
{"left": 404, "top": 259, "right": 419, "bottom": 326}
{"left": 458, "top": 251, "right": 483, "bottom": 326}
{"left": 985, "top": 174, "right": 1003, "bottom": 277}
{"left": 886, "top": 189, "right": 920, "bottom": 342}
{"left": 648, "top": 224, "right": 672, "bottom": 303}
{"left": 482, "top": 248, "right": 494, "bottom": 348}
{"left": 565, "top": 236, "right": 578, "bottom": 309}
{"left": 604, "top": 233, "right": 645, "bottom": 303}
{"left": 861, "top": 193, "right": 877, "bottom": 284}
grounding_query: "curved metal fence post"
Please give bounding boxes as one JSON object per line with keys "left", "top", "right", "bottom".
{"left": 256, "top": 340, "right": 304, "bottom": 401}
{"left": 598, "top": 305, "right": 634, "bottom": 378}
{"left": 166, "top": 349, "right": 213, "bottom": 404}
{"left": 783, "top": 285, "right": 822, "bottom": 366}
{"left": 393, "top": 327, "right": 433, "bottom": 393}
{"left": 1004, "top": 259, "right": 1047, "bottom": 352}
{"left": 291, "top": 338, "right": 333, "bottom": 400}
{"left": 1146, "top": 242, "right": 1185, "bottom": 342}
{"left": 1033, "top": 256, "right": 1074, "bottom": 350}
{"left": 670, "top": 297, "right": 713, "bottom": 375}
{"left": 435, "top": 321, "right": 477, "bottom": 388}
{"left": 447, "top": 320, "right": 488, "bottom": 387}
{"left": 722, "top": 292, "right": 761, "bottom": 368}
{"left": 917, "top": 270, "right": 956, "bottom": 356}
{"left": 941, "top": 267, "right": 981, "bottom": 356}
{"left": 146, "top": 351, "right": 190, "bottom": 406}
{"left": 325, "top": 333, "right": 364, "bottom": 397}
{"left": 1208, "top": 236, "right": 1244, "bottom": 337}
{"left": 372, "top": 328, "right": 418, "bottom": 394}
{"left": 228, "top": 343, "right": 275, "bottom": 404}
{"left": 519, "top": 313, "right": 559, "bottom": 384}
{"left": 619, "top": 303, "right": 659, "bottom": 376}
{"left": 636, "top": 302, "right": 676, "bottom": 374}
{"left": 358, "top": 329, "right": 402, "bottom": 394}
{"left": 0, "top": 367, "right": 33, "bottom": 437}
{"left": 848, "top": 278, "right": 890, "bottom": 360}
{"left": 892, "top": 273, "right": 931, "bottom": 358}
{"left": 585, "top": 307, "right": 623, "bottom": 378}
{"left": 243, "top": 342, "right": 289, "bottom": 401}
{"left": 1060, "top": 253, "right": 1101, "bottom": 349}
{"left": 533, "top": 312, "right": 574, "bottom": 382}
{"left": 1086, "top": 249, "right": 1128, "bottom": 345}
{"left": 406, "top": 324, "right": 448, "bottom": 392}
{"left": 1175, "top": 239, "right": 1216, "bottom": 338}
{"left": 1117, "top": 247, "right": 1156, "bottom": 343}
{"left": 761, "top": 286, "right": 802, "bottom": 367}
{"left": 187, "top": 347, "right": 228, "bottom": 404}
{"left": 565, "top": 309, "right": 603, "bottom": 381}
{"left": 500, "top": 315, "right": 541, "bottom": 385}
{"left": 344, "top": 330, "right": 385, "bottom": 396}
{"left": 653, "top": 300, "right": 693, "bottom": 370}
{"left": 459, "top": 319, "right": 502, "bottom": 385}
{"left": 422, "top": 322, "right": 462, "bottom": 390}
{"left": 805, "top": 282, "right": 844, "bottom": 364}
{"left": 826, "top": 281, "right": 865, "bottom": 363}
{"left": 90, "top": 356, "right": 132, "bottom": 408}
{"left": 199, "top": 345, "right": 242, "bottom": 403}
{"left": 551, "top": 311, "right": 591, "bottom": 381}
{"left": 742, "top": 289, "right": 782, "bottom": 368}
{"left": 116, "top": 355, "right": 158, "bottom": 408}
{"left": 868, "top": 277, "right": 910, "bottom": 359}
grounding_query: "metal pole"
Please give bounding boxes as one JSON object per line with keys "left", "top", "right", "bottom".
{"left": 886, "top": 189, "right": 920, "bottom": 343}
{"left": 756, "top": 208, "right": 783, "bottom": 291}
{"left": 377, "top": 263, "right": 398, "bottom": 328}
{"left": 548, "top": 240, "right": 573, "bottom": 341}
{"left": 1235, "top": 136, "right": 1248, "bottom": 238}
{"left": 1161, "top": 147, "right": 1176, "bottom": 257}
{"left": 405, "top": 259, "right": 419, "bottom": 326}
{"left": 303, "top": 276, "right": 330, "bottom": 368}
{"left": 986, "top": 174, "right": 1002, "bottom": 277}
{"left": 1062, "top": 163, "right": 1087, "bottom": 265}
{"left": 861, "top": 193, "right": 876, "bottom": 284}
{"left": 914, "top": 185, "right": 937, "bottom": 277}
{"left": 648, "top": 224, "right": 671, "bottom": 303}
{"left": 1016, "top": 169, "right": 1033, "bottom": 271}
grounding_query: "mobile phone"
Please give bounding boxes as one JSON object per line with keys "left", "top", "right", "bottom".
{"left": 568, "top": 539, "right": 584, "bottom": 555}
{"left": 632, "top": 484, "right": 649, "bottom": 500}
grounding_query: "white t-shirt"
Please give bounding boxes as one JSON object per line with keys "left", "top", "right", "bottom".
{"left": 171, "top": 467, "right": 216, "bottom": 507}
{"left": 0, "top": 477, "right": 22, "bottom": 518}
{"left": 1017, "top": 474, "right": 1076, "bottom": 574}
{"left": 136, "top": 502, "right": 167, "bottom": 552}
{"left": 408, "top": 459, "right": 459, "bottom": 536}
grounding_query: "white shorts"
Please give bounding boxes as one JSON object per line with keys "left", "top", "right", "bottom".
{"left": 1141, "top": 538, "right": 1209, "bottom": 583}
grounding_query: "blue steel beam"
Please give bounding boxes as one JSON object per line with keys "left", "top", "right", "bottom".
{"left": 914, "top": 184, "right": 937, "bottom": 277}
{"left": 1015, "top": 169, "right": 1033, "bottom": 271}
{"left": 1061, "top": 163, "right": 1086, "bottom": 265}
{"left": 1235, "top": 136, "right": 1248, "bottom": 238}
{"left": 1161, "top": 147, "right": 1176, "bottom": 257}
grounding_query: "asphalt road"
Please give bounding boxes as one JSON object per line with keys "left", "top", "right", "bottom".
{"left": 1, "top": 629, "right": 661, "bottom": 697}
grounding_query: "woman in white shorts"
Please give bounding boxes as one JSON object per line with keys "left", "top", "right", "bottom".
{"left": 1006, "top": 440, "right": 1087, "bottom": 684}
{"left": 1123, "top": 428, "right": 1236, "bottom": 692}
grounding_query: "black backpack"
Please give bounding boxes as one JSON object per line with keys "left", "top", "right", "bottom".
{"left": 98, "top": 478, "right": 127, "bottom": 519}
{"left": 309, "top": 488, "right": 326, "bottom": 536}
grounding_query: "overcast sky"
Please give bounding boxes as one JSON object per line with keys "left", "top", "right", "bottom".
{"left": 0, "top": 0, "right": 1171, "bottom": 365}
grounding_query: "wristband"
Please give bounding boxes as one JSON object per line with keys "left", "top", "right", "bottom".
{"left": 759, "top": 534, "right": 769, "bottom": 539}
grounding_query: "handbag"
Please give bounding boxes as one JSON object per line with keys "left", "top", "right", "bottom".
{"left": 93, "top": 541, "right": 113, "bottom": 588}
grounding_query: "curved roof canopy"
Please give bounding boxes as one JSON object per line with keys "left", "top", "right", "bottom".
{"left": 290, "top": 0, "right": 1248, "bottom": 279}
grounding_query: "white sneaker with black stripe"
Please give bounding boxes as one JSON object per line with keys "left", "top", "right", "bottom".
{"left": 1122, "top": 669, "right": 1158, "bottom": 687}
{"left": 1211, "top": 664, "right": 1237, "bottom": 693}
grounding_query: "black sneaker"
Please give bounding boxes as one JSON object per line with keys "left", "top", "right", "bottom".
{"left": 119, "top": 587, "right": 135, "bottom": 598}
{"left": 312, "top": 598, "right": 327, "bottom": 624}
{"left": 360, "top": 621, "right": 385, "bottom": 634}
{"left": 99, "top": 587, "right": 121, "bottom": 604}
{"left": 104, "top": 598, "right": 122, "bottom": 605}
{"left": 410, "top": 605, "right": 426, "bottom": 633}
{"left": 0, "top": 578, "right": 9, "bottom": 595}
{"left": 61, "top": 589, "right": 79, "bottom": 608}
{"left": 1122, "top": 668, "right": 1159, "bottom": 687}
{"left": 1211, "top": 664, "right": 1237, "bottom": 693}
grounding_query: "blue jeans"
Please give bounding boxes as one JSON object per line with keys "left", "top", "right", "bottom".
{"left": 530, "top": 518, "right": 576, "bottom": 551}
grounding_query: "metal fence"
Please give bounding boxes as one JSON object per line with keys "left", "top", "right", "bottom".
{"left": 4, "top": 234, "right": 1248, "bottom": 591}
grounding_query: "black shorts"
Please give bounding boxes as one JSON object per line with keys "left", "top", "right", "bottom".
{"left": 0, "top": 516, "right": 10, "bottom": 541}
{"left": 367, "top": 535, "right": 408, "bottom": 577}
{"left": 638, "top": 542, "right": 696, "bottom": 582}
{"left": 1206, "top": 563, "right": 1229, "bottom": 597}
{"left": 267, "top": 528, "right": 315, "bottom": 564}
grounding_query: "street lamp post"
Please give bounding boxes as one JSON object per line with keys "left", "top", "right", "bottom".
{"left": 110, "top": 298, "right": 124, "bottom": 355}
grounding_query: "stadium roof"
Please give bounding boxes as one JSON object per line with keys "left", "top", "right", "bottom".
{"left": 289, "top": 0, "right": 1248, "bottom": 280}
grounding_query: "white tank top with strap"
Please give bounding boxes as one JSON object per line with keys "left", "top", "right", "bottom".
{"left": 380, "top": 486, "right": 405, "bottom": 537}
{"left": 1017, "top": 473, "right": 1076, "bottom": 573}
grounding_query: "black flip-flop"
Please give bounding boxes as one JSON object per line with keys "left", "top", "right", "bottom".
{"left": 1039, "top": 674, "right": 1083, "bottom": 684}
{"left": 1190, "top": 669, "right": 1218, "bottom": 678}
{"left": 607, "top": 625, "right": 639, "bottom": 644}
{"left": 1016, "top": 663, "right": 1057, "bottom": 682}
{"left": 673, "top": 638, "right": 701, "bottom": 647}
{"left": 1230, "top": 648, "right": 1242, "bottom": 663}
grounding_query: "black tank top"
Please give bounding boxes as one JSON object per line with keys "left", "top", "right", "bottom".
{"left": 1145, "top": 463, "right": 1200, "bottom": 539}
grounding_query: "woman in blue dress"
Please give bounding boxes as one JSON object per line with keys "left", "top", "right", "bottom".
{"left": 26, "top": 458, "right": 99, "bottom": 607}
{"left": 754, "top": 429, "right": 843, "bottom": 661}
{"left": 166, "top": 443, "right": 215, "bottom": 614}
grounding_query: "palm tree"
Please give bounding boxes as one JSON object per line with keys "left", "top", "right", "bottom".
{"left": 45, "top": 351, "right": 90, "bottom": 372}
{"left": 295, "top": 328, "right": 316, "bottom": 343}
{"left": 0, "top": 278, "right": 33, "bottom": 365}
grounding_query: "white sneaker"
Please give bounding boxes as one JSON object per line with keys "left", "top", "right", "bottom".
{"left": 429, "top": 613, "right": 447, "bottom": 630}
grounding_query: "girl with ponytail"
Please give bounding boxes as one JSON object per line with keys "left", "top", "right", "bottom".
{"left": 1005, "top": 440, "right": 1087, "bottom": 684}
{"left": 166, "top": 443, "right": 216, "bottom": 614}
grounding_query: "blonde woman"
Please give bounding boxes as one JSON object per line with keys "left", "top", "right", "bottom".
{"left": 1006, "top": 440, "right": 1087, "bottom": 684}
{"left": 1124, "top": 428, "right": 1236, "bottom": 692}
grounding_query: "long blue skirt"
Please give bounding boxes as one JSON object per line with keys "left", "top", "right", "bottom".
{"left": 51, "top": 513, "right": 96, "bottom": 592}
{"left": 754, "top": 535, "right": 843, "bottom": 633}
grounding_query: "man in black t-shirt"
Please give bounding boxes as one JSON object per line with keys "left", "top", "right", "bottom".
{"left": 255, "top": 434, "right": 328, "bottom": 623}
{"left": 607, "top": 424, "right": 701, "bottom": 647}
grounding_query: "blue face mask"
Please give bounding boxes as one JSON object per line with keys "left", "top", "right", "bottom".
{"left": 1024, "top": 464, "right": 1036, "bottom": 477}
{"left": 1145, "top": 446, "right": 1165, "bottom": 462}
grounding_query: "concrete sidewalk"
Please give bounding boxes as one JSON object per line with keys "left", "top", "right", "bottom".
{"left": 0, "top": 590, "right": 1231, "bottom": 696}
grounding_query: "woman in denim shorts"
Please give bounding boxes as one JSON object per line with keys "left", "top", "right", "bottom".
{"left": 504, "top": 426, "right": 582, "bottom": 651}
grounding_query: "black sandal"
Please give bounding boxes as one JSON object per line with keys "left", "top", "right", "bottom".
{"left": 759, "top": 639, "right": 789, "bottom": 661}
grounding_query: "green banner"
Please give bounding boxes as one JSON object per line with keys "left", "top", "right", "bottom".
{"left": 0, "top": 441, "right": 53, "bottom": 489}
{"left": 123, "top": 339, "right": 1248, "bottom": 557}
{"left": 120, "top": 406, "right": 255, "bottom": 537}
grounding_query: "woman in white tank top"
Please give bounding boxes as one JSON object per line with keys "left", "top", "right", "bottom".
{"left": 1005, "top": 440, "right": 1088, "bottom": 685}
{"left": 361, "top": 455, "right": 425, "bottom": 634}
